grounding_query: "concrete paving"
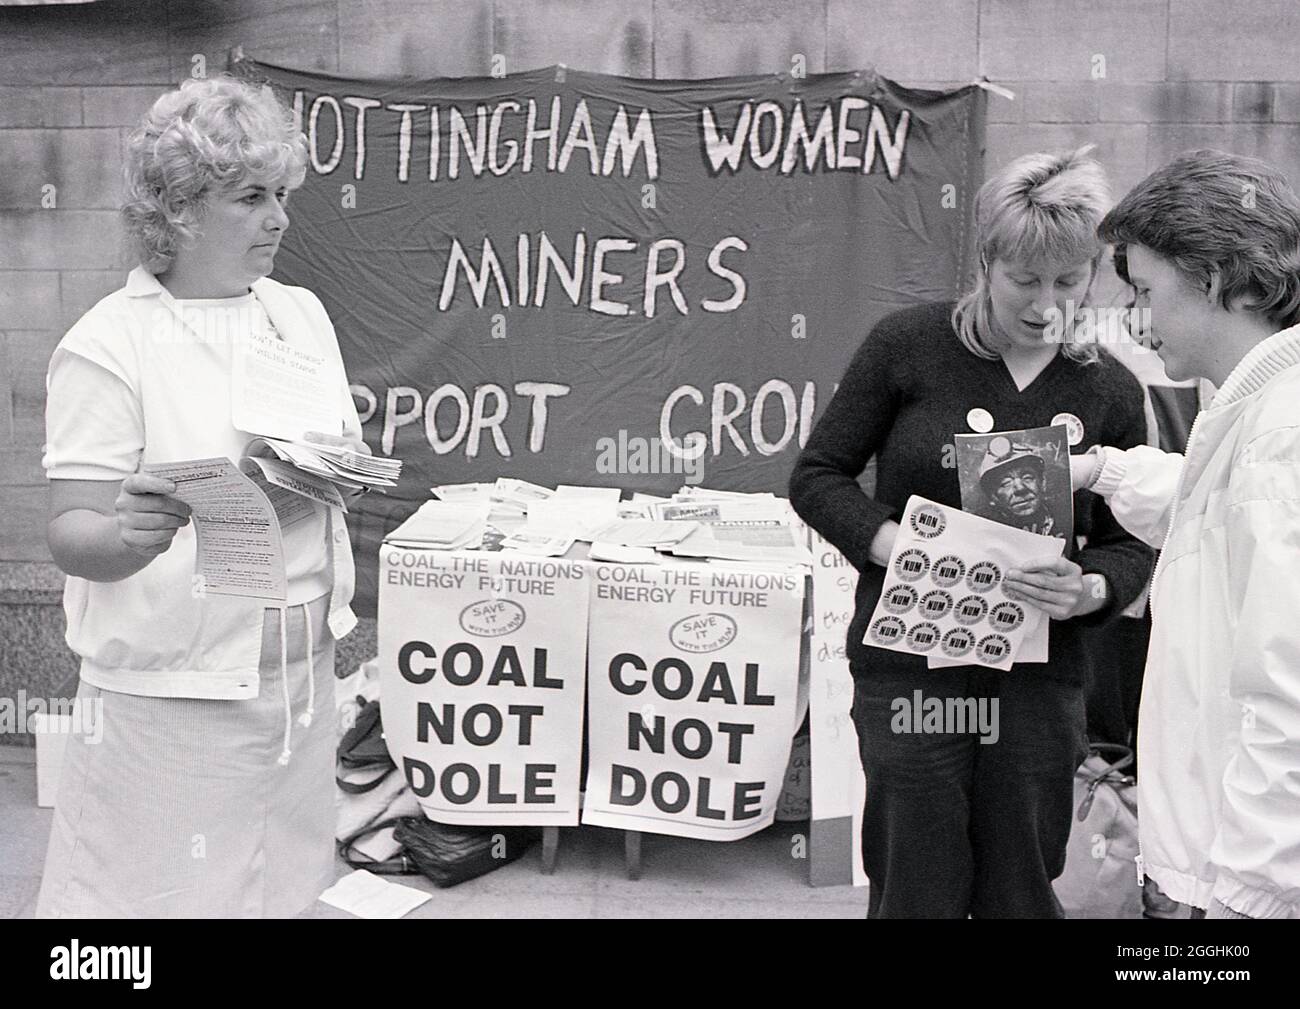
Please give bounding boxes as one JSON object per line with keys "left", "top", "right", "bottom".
{"left": 0, "top": 746, "right": 866, "bottom": 919}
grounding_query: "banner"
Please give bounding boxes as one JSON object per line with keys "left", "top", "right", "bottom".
{"left": 583, "top": 562, "right": 806, "bottom": 840}
{"left": 806, "top": 528, "right": 867, "bottom": 886}
{"left": 377, "top": 546, "right": 589, "bottom": 825}
{"left": 240, "top": 59, "right": 984, "bottom": 612}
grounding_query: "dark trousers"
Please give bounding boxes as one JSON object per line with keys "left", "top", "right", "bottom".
{"left": 851, "top": 666, "right": 1087, "bottom": 918}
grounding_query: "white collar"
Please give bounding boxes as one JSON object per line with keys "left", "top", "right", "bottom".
{"left": 1211, "top": 323, "right": 1300, "bottom": 407}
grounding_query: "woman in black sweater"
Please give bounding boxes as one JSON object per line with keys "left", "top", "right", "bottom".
{"left": 790, "top": 147, "right": 1155, "bottom": 918}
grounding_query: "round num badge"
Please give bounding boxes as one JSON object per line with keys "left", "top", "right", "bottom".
{"left": 942, "top": 627, "right": 976, "bottom": 657}
{"left": 920, "top": 589, "right": 954, "bottom": 620}
{"left": 1052, "top": 412, "right": 1085, "bottom": 447}
{"left": 882, "top": 584, "right": 919, "bottom": 615}
{"left": 990, "top": 601, "right": 1025, "bottom": 632}
{"left": 966, "top": 561, "right": 1002, "bottom": 593}
{"left": 906, "top": 622, "right": 941, "bottom": 652}
{"left": 869, "top": 615, "right": 907, "bottom": 645}
{"left": 967, "top": 408, "right": 994, "bottom": 433}
{"left": 893, "top": 548, "right": 931, "bottom": 582}
{"left": 953, "top": 594, "right": 989, "bottom": 625}
{"left": 932, "top": 555, "right": 966, "bottom": 588}
{"left": 910, "top": 503, "right": 947, "bottom": 539}
{"left": 976, "top": 633, "right": 1013, "bottom": 664}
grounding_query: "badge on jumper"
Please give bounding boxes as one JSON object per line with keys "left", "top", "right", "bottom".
{"left": 966, "top": 408, "right": 994, "bottom": 433}
{"left": 1051, "top": 412, "right": 1084, "bottom": 446}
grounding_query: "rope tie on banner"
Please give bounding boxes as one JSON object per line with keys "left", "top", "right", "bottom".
{"left": 972, "top": 77, "right": 1016, "bottom": 101}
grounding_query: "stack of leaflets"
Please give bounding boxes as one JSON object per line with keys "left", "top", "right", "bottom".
{"left": 385, "top": 501, "right": 489, "bottom": 550}
{"left": 248, "top": 437, "right": 401, "bottom": 492}
{"left": 417, "top": 481, "right": 812, "bottom": 567}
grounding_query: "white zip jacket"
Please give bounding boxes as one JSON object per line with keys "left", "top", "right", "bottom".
{"left": 1090, "top": 324, "right": 1300, "bottom": 918}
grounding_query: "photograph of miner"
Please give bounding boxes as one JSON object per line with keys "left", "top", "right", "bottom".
{"left": 955, "top": 425, "right": 1073, "bottom": 540}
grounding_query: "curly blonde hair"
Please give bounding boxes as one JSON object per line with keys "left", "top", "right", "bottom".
{"left": 952, "top": 145, "right": 1111, "bottom": 364}
{"left": 122, "top": 75, "right": 307, "bottom": 272}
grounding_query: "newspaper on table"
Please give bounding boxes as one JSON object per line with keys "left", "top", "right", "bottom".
{"left": 864, "top": 496, "right": 1064, "bottom": 670}
{"left": 142, "top": 457, "right": 287, "bottom": 601}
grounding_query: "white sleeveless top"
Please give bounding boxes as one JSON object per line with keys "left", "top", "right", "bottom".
{"left": 43, "top": 267, "right": 360, "bottom": 699}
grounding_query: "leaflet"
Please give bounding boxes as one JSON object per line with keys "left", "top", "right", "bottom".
{"left": 231, "top": 327, "right": 338, "bottom": 443}
{"left": 240, "top": 455, "right": 346, "bottom": 513}
{"left": 143, "top": 457, "right": 286, "bottom": 601}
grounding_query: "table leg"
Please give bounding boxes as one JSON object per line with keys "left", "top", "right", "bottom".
{"left": 624, "top": 830, "right": 642, "bottom": 880}
{"left": 541, "top": 825, "right": 559, "bottom": 875}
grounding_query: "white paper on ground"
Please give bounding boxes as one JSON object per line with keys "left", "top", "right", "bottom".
{"left": 143, "top": 457, "right": 286, "bottom": 601}
{"left": 318, "top": 870, "right": 431, "bottom": 919}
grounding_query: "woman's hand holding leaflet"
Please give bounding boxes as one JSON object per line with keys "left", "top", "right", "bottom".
{"left": 115, "top": 473, "right": 192, "bottom": 557}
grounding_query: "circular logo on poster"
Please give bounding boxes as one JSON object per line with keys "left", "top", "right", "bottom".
{"left": 869, "top": 615, "right": 907, "bottom": 645}
{"left": 931, "top": 555, "right": 966, "bottom": 588}
{"left": 920, "top": 589, "right": 954, "bottom": 620}
{"left": 976, "top": 633, "right": 1012, "bottom": 664}
{"left": 910, "top": 504, "right": 947, "bottom": 538}
{"left": 990, "top": 601, "right": 1025, "bottom": 632}
{"left": 907, "top": 622, "right": 941, "bottom": 652}
{"left": 966, "top": 561, "right": 1002, "bottom": 593}
{"left": 942, "top": 627, "right": 976, "bottom": 657}
{"left": 882, "top": 584, "right": 918, "bottom": 615}
{"left": 669, "top": 612, "right": 738, "bottom": 653}
{"left": 894, "top": 548, "right": 931, "bottom": 582}
{"left": 953, "top": 594, "right": 989, "bottom": 626}
{"left": 459, "top": 599, "right": 526, "bottom": 637}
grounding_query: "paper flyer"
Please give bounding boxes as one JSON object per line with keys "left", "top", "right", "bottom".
{"left": 231, "top": 326, "right": 339, "bottom": 443}
{"left": 864, "top": 496, "right": 1063, "bottom": 670}
{"left": 377, "top": 547, "right": 590, "bottom": 826}
{"left": 143, "top": 457, "right": 287, "bottom": 601}
{"left": 582, "top": 561, "right": 806, "bottom": 841}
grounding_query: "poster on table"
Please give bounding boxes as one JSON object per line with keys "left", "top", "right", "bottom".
{"left": 583, "top": 561, "right": 806, "bottom": 840}
{"left": 237, "top": 57, "right": 985, "bottom": 614}
{"left": 805, "top": 526, "right": 867, "bottom": 886}
{"left": 377, "top": 545, "right": 590, "bottom": 825}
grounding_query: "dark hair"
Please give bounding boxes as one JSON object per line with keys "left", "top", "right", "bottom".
{"left": 1099, "top": 150, "right": 1300, "bottom": 330}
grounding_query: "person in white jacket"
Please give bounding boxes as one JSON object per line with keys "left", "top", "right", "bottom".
{"left": 1072, "top": 150, "right": 1300, "bottom": 919}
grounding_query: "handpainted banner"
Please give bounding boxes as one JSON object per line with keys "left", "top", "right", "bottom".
{"left": 376, "top": 546, "right": 589, "bottom": 825}
{"left": 805, "top": 527, "right": 867, "bottom": 886}
{"left": 238, "top": 58, "right": 984, "bottom": 614}
{"left": 582, "top": 561, "right": 806, "bottom": 840}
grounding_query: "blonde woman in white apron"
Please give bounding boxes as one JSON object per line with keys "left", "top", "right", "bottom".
{"left": 37, "top": 75, "right": 364, "bottom": 917}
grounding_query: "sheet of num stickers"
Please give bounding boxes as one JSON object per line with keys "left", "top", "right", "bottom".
{"left": 864, "top": 496, "right": 1063, "bottom": 670}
